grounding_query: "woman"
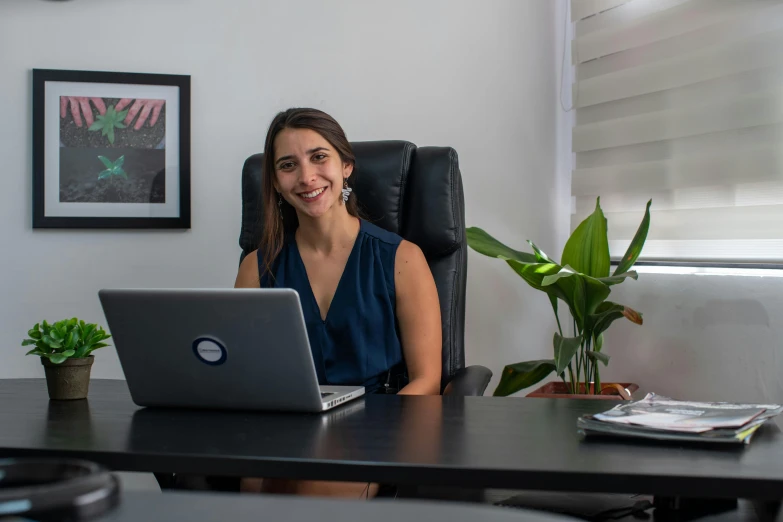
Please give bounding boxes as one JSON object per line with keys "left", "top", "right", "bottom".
{"left": 234, "top": 108, "right": 442, "bottom": 497}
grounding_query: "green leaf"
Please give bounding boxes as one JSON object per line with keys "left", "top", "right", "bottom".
{"left": 115, "top": 122, "right": 126, "bottom": 129}
{"left": 541, "top": 268, "right": 610, "bottom": 329}
{"left": 466, "top": 227, "right": 539, "bottom": 264}
{"left": 589, "top": 302, "right": 625, "bottom": 338}
{"left": 89, "top": 121, "right": 104, "bottom": 131}
{"left": 114, "top": 155, "right": 124, "bottom": 168}
{"left": 42, "top": 335, "right": 61, "bottom": 349}
{"left": 553, "top": 332, "right": 582, "bottom": 375}
{"left": 83, "top": 324, "right": 96, "bottom": 339}
{"left": 102, "top": 125, "right": 109, "bottom": 136}
{"left": 505, "top": 261, "right": 562, "bottom": 292}
{"left": 98, "top": 169, "right": 112, "bottom": 180}
{"left": 493, "top": 359, "right": 556, "bottom": 397}
{"left": 48, "top": 353, "right": 69, "bottom": 364}
{"left": 28, "top": 324, "right": 41, "bottom": 339}
{"left": 580, "top": 275, "right": 610, "bottom": 319}
{"left": 83, "top": 343, "right": 109, "bottom": 356}
{"left": 548, "top": 294, "right": 562, "bottom": 335}
{"left": 598, "top": 271, "right": 638, "bottom": 286}
{"left": 589, "top": 301, "right": 643, "bottom": 339}
{"left": 61, "top": 349, "right": 75, "bottom": 358}
{"left": 504, "top": 260, "right": 575, "bottom": 319}
{"left": 65, "top": 331, "right": 75, "bottom": 350}
{"left": 541, "top": 264, "right": 577, "bottom": 287}
{"left": 49, "top": 328, "right": 62, "bottom": 341}
{"left": 594, "top": 333, "right": 604, "bottom": 352}
{"left": 98, "top": 155, "right": 113, "bottom": 168}
{"left": 117, "top": 169, "right": 127, "bottom": 180}
{"left": 107, "top": 105, "right": 116, "bottom": 118}
{"left": 586, "top": 350, "right": 610, "bottom": 366}
{"left": 21, "top": 339, "right": 38, "bottom": 346}
{"left": 527, "top": 240, "right": 555, "bottom": 263}
{"left": 561, "top": 197, "right": 610, "bottom": 278}
{"left": 108, "top": 126, "right": 115, "bottom": 144}
{"left": 614, "top": 199, "right": 652, "bottom": 276}
{"left": 117, "top": 109, "right": 128, "bottom": 120}
{"left": 26, "top": 349, "right": 47, "bottom": 356}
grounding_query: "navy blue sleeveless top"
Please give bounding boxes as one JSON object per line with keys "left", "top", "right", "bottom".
{"left": 258, "top": 219, "right": 407, "bottom": 394}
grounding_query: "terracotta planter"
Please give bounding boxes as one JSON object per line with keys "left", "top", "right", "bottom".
{"left": 41, "top": 356, "right": 94, "bottom": 400}
{"left": 526, "top": 381, "right": 639, "bottom": 400}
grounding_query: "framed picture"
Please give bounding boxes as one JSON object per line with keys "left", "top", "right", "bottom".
{"left": 32, "top": 69, "right": 191, "bottom": 228}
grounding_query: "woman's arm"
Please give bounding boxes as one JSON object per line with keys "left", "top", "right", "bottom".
{"left": 234, "top": 250, "right": 261, "bottom": 288}
{"left": 394, "top": 240, "right": 442, "bottom": 395}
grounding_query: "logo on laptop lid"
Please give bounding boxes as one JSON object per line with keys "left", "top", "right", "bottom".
{"left": 192, "top": 336, "right": 227, "bottom": 365}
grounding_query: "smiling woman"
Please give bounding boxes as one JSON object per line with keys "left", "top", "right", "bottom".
{"left": 256, "top": 109, "right": 363, "bottom": 280}
{"left": 233, "top": 108, "right": 443, "bottom": 498}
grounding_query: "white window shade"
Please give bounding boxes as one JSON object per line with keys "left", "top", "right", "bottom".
{"left": 571, "top": 0, "right": 783, "bottom": 264}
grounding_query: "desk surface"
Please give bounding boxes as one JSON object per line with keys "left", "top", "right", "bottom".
{"left": 96, "top": 490, "right": 577, "bottom": 522}
{"left": 2, "top": 379, "right": 783, "bottom": 499}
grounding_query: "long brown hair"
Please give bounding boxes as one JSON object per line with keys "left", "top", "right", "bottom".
{"left": 258, "top": 108, "right": 360, "bottom": 284}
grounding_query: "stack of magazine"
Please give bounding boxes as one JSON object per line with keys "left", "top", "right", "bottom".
{"left": 577, "top": 393, "right": 783, "bottom": 445}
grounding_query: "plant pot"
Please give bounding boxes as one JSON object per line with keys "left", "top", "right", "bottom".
{"left": 41, "top": 356, "right": 94, "bottom": 400}
{"left": 526, "top": 381, "right": 639, "bottom": 400}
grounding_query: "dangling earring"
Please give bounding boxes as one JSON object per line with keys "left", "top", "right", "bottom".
{"left": 341, "top": 179, "right": 352, "bottom": 204}
{"left": 277, "top": 193, "right": 283, "bottom": 217}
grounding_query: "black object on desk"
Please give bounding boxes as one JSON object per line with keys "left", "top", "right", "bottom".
{"left": 2, "top": 379, "right": 783, "bottom": 502}
{"left": 0, "top": 458, "right": 119, "bottom": 521}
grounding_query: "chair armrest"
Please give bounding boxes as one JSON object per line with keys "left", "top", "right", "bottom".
{"left": 442, "top": 365, "right": 492, "bottom": 396}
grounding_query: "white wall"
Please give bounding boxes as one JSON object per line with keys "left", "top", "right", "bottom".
{"left": 0, "top": 0, "right": 562, "bottom": 387}
{"left": 599, "top": 269, "right": 783, "bottom": 404}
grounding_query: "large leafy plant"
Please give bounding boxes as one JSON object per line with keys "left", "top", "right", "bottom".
{"left": 467, "top": 198, "right": 651, "bottom": 397}
{"left": 22, "top": 318, "right": 112, "bottom": 364}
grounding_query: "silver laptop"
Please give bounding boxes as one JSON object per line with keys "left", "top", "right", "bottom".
{"left": 97, "top": 288, "right": 365, "bottom": 412}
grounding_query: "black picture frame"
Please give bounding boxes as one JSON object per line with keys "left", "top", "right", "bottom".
{"left": 32, "top": 68, "right": 191, "bottom": 229}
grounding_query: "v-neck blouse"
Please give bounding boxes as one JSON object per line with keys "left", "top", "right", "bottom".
{"left": 258, "top": 219, "right": 406, "bottom": 393}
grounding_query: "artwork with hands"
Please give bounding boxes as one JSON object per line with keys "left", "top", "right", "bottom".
{"left": 33, "top": 69, "right": 191, "bottom": 229}
{"left": 58, "top": 96, "right": 166, "bottom": 205}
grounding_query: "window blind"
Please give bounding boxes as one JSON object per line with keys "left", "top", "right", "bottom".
{"left": 570, "top": 0, "right": 783, "bottom": 264}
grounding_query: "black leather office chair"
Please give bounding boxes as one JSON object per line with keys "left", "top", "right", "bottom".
{"left": 239, "top": 140, "right": 491, "bottom": 396}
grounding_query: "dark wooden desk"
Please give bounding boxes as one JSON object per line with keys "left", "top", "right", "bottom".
{"left": 2, "top": 379, "right": 783, "bottom": 501}
{"left": 95, "top": 490, "right": 577, "bottom": 522}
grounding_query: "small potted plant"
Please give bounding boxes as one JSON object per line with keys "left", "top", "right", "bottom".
{"left": 467, "top": 198, "right": 651, "bottom": 399}
{"left": 21, "top": 318, "right": 112, "bottom": 400}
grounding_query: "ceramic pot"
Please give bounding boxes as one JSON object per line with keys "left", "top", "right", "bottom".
{"left": 41, "top": 356, "right": 94, "bottom": 400}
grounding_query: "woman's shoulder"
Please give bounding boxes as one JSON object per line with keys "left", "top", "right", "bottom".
{"left": 235, "top": 249, "right": 260, "bottom": 288}
{"left": 360, "top": 219, "right": 403, "bottom": 247}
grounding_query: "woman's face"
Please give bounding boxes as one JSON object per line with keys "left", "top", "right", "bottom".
{"left": 272, "top": 128, "right": 352, "bottom": 220}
